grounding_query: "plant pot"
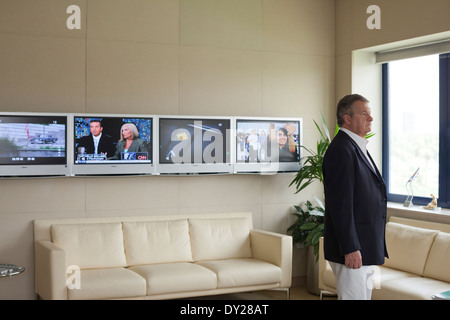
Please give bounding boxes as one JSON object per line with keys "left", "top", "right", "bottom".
{"left": 306, "top": 245, "right": 320, "bottom": 295}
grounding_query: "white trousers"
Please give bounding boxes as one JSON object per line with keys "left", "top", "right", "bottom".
{"left": 329, "top": 262, "right": 378, "bottom": 300}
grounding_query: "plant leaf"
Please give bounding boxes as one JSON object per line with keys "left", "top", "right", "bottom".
{"left": 320, "top": 112, "right": 331, "bottom": 142}
{"left": 300, "top": 222, "right": 317, "bottom": 230}
{"left": 313, "top": 195, "right": 325, "bottom": 210}
{"left": 334, "top": 123, "right": 339, "bottom": 136}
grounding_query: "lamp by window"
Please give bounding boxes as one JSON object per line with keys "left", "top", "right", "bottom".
{"left": 404, "top": 168, "right": 420, "bottom": 207}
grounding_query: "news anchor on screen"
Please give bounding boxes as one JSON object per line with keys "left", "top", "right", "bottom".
{"left": 109, "top": 123, "right": 148, "bottom": 160}
{"left": 77, "top": 119, "right": 116, "bottom": 157}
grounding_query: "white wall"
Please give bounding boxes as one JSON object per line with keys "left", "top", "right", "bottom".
{"left": 0, "top": 0, "right": 335, "bottom": 299}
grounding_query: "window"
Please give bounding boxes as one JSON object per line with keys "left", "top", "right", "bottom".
{"left": 382, "top": 53, "right": 450, "bottom": 209}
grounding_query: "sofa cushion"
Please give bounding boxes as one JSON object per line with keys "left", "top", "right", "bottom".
{"left": 371, "top": 276, "right": 450, "bottom": 300}
{"left": 51, "top": 222, "right": 127, "bottom": 269}
{"left": 423, "top": 232, "right": 450, "bottom": 283}
{"left": 123, "top": 220, "right": 192, "bottom": 266}
{"left": 129, "top": 263, "right": 217, "bottom": 295}
{"left": 67, "top": 267, "right": 146, "bottom": 300}
{"left": 321, "top": 264, "right": 417, "bottom": 294}
{"left": 378, "top": 266, "right": 417, "bottom": 283}
{"left": 322, "top": 261, "right": 336, "bottom": 288}
{"left": 188, "top": 218, "right": 252, "bottom": 261}
{"left": 196, "top": 258, "right": 281, "bottom": 288}
{"left": 383, "top": 222, "right": 437, "bottom": 276}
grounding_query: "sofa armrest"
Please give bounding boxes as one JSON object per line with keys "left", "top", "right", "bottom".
{"left": 318, "top": 237, "right": 326, "bottom": 290}
{"left": 250, "top": 229, "right": 292, "bottom": 288}
{"left": 318, "top": 237, "right": 337, "bottom": 294}
{"left": 34, "top": 240, "right": 67, "bottom": 300}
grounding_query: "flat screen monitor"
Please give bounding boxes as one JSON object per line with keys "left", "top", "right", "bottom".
{"left": 156, "top": 116, "right": 233, "bottom": 174}
{"left": 234, "top": 117, "right": 302, "bottom": 173}
{"left": 71, "top": 114, "right": 154, "bottom": 175}
{"left": 0, "top": 112, "right": 69, "bottom": 177}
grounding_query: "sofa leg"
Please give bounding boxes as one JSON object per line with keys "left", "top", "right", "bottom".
{"left": 320, "top": 290, "right": 337, "bottom": 300}
{"left": 269, "top": 288, "right": 290, "bottom": 300}
{"left": 279, "top": 288, "right": 290, "bottom": 300}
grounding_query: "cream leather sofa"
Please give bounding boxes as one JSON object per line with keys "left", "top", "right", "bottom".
{"left": 34, "top": 212, "right": 292, "bottom": 300}
{"left": 319, "top": 216, "right": 450, "bottom": 300}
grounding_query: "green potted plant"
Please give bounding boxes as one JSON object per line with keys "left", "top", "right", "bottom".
{"left": 288, "top": 113, "right": 331, "bottom": 254}
{"left": 287, "top": 197, "right": 324, "bottom": 262}
{"left": 286, "top": 114, "right": 331, "bottom": 295}
{"left": 287, "top": 197, "right": 324, "bottom": 295}
{"left": 289, "top": 114, "right": 333, "bottom": 195}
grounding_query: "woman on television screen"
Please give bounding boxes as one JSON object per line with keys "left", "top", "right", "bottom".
{"left": 276, "top": 125, "right": 298, "bottom": 162}
{"left": 109, "top": 123, "right": 148, "bottom": 160}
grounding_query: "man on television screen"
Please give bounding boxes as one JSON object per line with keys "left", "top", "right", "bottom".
{"left": 77, "top": 119, "right": 116, "bottom": 157}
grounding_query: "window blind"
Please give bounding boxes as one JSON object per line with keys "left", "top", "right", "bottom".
{"left": 376, "top": 39, "right": 450, "bottom": 63}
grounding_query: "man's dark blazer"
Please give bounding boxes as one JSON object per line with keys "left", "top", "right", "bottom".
{"left": 322, "top": 130, "right": 388, "bottom": 266}
{"left": 77, "top": 134, "right": 116, "bottom": 157}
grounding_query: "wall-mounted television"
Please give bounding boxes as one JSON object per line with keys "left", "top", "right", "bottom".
{"left": 71, "top": 114, "right": 154, "bottom": 176}
{"left": 233, "top": 117, "right": 302, "bottom": 174}
{"left": 0, "top": 112, "right": 69, "bottom": 177}
{"left": 156, "top": 116, "right": 233, "bottom": 174}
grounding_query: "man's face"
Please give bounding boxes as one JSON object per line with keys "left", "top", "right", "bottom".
{"left": 344, "top": 100, "right": 373, "bottom": 138}
{"left": 89, "top": 122, "right": 102, "bottom": 137}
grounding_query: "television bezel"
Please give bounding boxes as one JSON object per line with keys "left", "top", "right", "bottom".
{"left": 155, "top": 115, "right": 234, "bottom": 175}
{"left": 233, "top": 116, "right": 303, "bottom": 174}
{"left": 0, "top": 112, "right": 69, "bottom": 177}
{"left": 70, "top": 113, "right": 155, "bottom": 176}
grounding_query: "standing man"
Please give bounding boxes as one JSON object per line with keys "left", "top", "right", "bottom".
{"left": 322, "top": 94, "right": 388, "bottom": 300}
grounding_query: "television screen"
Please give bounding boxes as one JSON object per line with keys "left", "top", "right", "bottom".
{"left": 159, "top": 117, "right": 231, "bottom": 165}
{"left": 234, "top": 118, "right": 302, "bottom": 173}
{"left": 74, "top": 115, "right": 153, "bottom": 165}
{"left": 0, "top": 114, "right": 67, "bottom": 166}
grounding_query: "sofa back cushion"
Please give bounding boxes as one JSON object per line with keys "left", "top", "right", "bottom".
{"left": 51, "top": 222, "right": 127, "bottom": 269}
{"left": 383, "top": 222, "right": 437, "bottom": 275}
{"left": 423, "top": 231, "right": 450, "bottom": 282}
{"left": 123, "top": 219, "right": 192, "bottom": 266}
{"left": 189, "top": 218, "right": 252, "bottom": 261}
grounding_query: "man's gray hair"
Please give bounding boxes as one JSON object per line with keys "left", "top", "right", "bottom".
{"left": 336, "top": 94, "right": 369, "bottom": 127}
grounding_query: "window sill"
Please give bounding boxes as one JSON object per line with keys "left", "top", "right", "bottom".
{"left": 387, "top": 201, "right": 450, "bottom": 224}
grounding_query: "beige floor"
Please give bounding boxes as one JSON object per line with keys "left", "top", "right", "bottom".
{"left": 189, "top": 286, "right": 337, "bottom": 300}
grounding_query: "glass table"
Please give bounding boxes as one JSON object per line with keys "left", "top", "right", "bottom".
{"left": 0, "top": 264, "right": 25, "bottom": 277}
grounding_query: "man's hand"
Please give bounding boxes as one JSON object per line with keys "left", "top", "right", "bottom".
{"left": 345, "top": 250, "right": 362, "bottom": 269}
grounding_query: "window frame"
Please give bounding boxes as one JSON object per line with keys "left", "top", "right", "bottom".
{"left": 439, "top": 53, "right": 450, "bottom": 209}
{"left": 382, "top": 54, "right": 450, "bottom": 209}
